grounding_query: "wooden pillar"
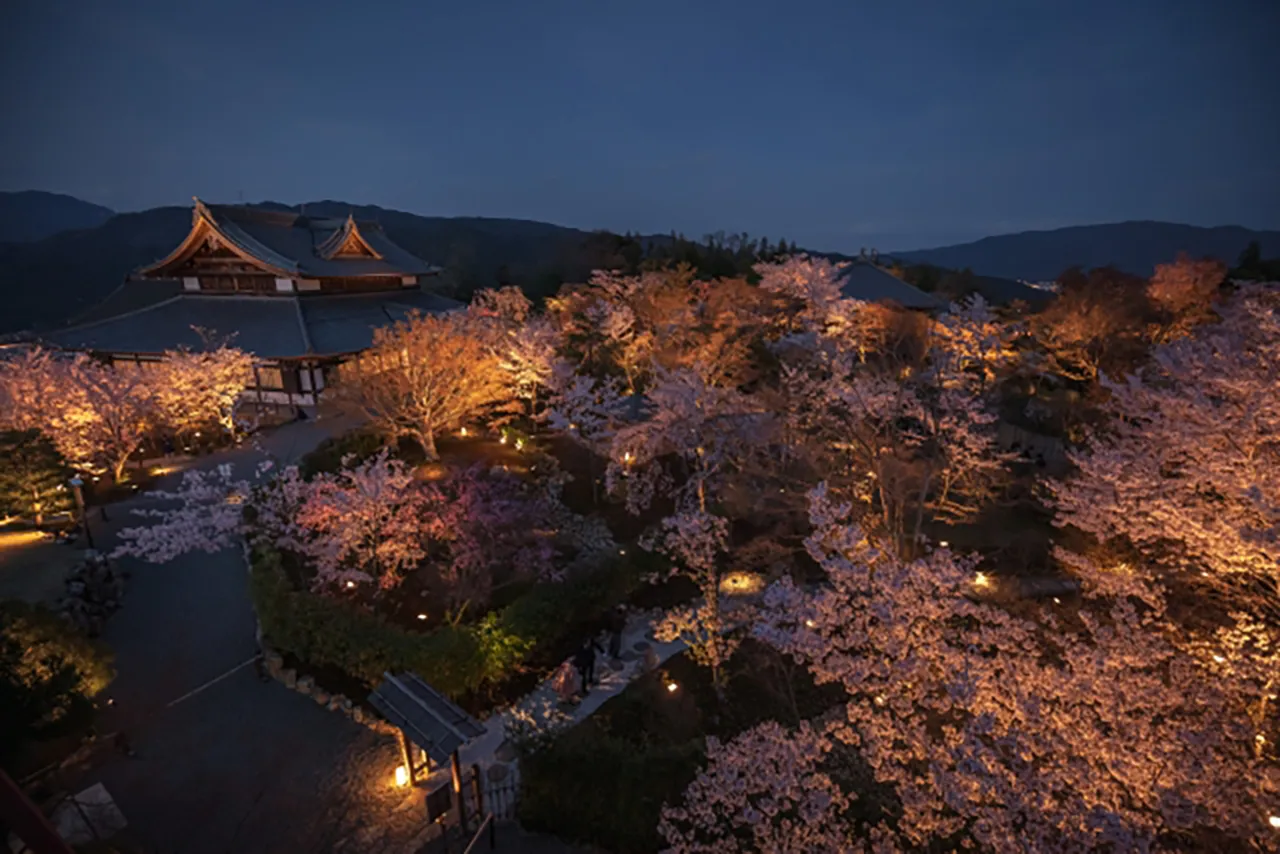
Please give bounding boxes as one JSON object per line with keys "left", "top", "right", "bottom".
{"left": 0, "top": 768, "right": 76, "bottom": 854}
{"left": 397, "top": 729, "right": 415, "bottom": 786}
{"left": 450, "top": 750, "right": 467, "bottom": 830}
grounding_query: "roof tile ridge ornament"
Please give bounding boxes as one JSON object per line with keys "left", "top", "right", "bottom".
{"left": 192, "top": 196, "right": 214, "bottom": 225}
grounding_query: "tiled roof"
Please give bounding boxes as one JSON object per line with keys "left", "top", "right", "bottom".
{"left": 138, "top": 201, "right": 442, "bottom": 279}
{"left": 368, "top": 672, "right": 485, "bottom": 764}
{"left": 211, "top": 205, "right": 444, "bottom": 278}
{"left": 840, "top": 261, "right": 944, "bottom": 310}
{"left": 40, "top": 288, "right": 461, "bottom": 360}
{"left": 300, "top": 289, "right": 462, "bottom": 355}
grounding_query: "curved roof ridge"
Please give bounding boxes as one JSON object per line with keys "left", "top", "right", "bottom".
{"left": 137, "top": 198, "right": 297, "bottom": 277}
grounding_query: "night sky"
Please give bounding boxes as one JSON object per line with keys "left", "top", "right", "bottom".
{"left": 2, "top": 0, "right": 1277, "bottom": 252}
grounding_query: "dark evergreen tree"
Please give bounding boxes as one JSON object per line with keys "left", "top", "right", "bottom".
{"left": 0, "top": 430, "right": 72, "bottom": 526}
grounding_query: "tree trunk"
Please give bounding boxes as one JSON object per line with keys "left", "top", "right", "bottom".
{"left": 113, "top": 455, "right": 128, "bottom": 484}
{"left": 420, "top": 429, "right": 438, "bottom": 461}
{"left": 910, "top": 468, "right": 935, "bottom": 558}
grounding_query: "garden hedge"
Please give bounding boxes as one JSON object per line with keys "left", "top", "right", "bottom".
{"left": 248, "top": 544, "right": 648, "bottom": 702}
{"left": 517, "top": 724, "right": 703, "bottom": 853}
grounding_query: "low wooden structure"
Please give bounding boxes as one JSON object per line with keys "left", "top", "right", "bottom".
{"left": 368, "top": 672, "right": 486, "bottom": 826}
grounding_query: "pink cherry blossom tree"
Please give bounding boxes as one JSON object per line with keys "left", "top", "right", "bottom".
{"left": 606, "top": 367, "right": 767, "bottom": 516}
{"left": 755, "top": 255, "right": 862, "bottom": 340}
{"left": 119, "top": 451, "right": 432, "bottom": 592}
{"left": 659, "top": 720, "right": 860, "bottom": 854}
{"left": 415, "top": 466, "right": 562, "bottom": 607}
{"left": 292, "top": 451, "right": 430, "bottom": 590}
{"left": 933, "top": 293, "right": 1022, "bottom": 392}
{"left": 777, "top": 349, "right": 1006, "bottom": 554}
{"left": 116, "top": 452, "right": 572, "bottom": 607}
{"left": 728, "top": 482, "right": 1278, "bottom": 853}
{"left": 1047, "top": 283, "right": 1280, "bottom": 623}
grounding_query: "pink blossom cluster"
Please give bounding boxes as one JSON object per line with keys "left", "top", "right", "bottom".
{"left": 682, "top": 483, "right": 1279, "bottom": 852}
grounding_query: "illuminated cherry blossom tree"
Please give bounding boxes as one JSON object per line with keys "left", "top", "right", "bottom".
{"left": 497, "top": 315, "right": 561, "bottom": 420}
{"left": 659, "top": 720, "right": 859, "bottom": 854}
{"left": 152, "top": 345, "right": 255, "bottom": 438}
{"left": 0, "top": 348, "right": 156, "bottom": 480}
{"left": 52, "top": 354, "right": 158, "bottom": 482}
{"left": 777, "top": 349, "right": 1006, "bottom": 553}
{"left": 1048, "top": 283, "right": 1280, "bottom": 622}
{"left": 335, "top": 311, "right": 508, "bottom": 458}
{"left": 755, "top": 255, "right": 861, "bottom": 339}
{"left": 607, "top": 367, "right": 767, "bottom": 516}
{"left": 292, "top": 451, "right": 430, "bottom": 590}
{"left": 113, "top": 463, "right": 252, "bottom": 563}
{"left": 933, "top": 293, "right": 1022, "bottom": 391}
{"left": 470, "top": 285, "right": 533, "bottom": 326}
{"left": 0, "top": 347, "right": 65, "bottom": 433}
{"left": 718, "top": 483, "right": 1278, "bottom": 853}
{"left": 1147, "top": 254, "right": 1226, "bottom": 341}
{"left": 645, "top": 510, "right": 740, "bottom": 693}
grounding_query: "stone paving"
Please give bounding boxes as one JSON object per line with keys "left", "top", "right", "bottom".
{"left": 427, "top": 610, "right": 691, "bottom": 792}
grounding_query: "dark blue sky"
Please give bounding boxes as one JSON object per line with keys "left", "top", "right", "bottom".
{"left": 2, "top": 0, "right": 1277, "bottom": 251}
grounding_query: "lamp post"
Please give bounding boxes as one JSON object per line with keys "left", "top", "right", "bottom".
{"left": 68, "top": 476, "right": 95, "bottom": 551}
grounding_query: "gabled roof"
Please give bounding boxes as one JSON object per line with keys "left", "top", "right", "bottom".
{"left": 316, "top": 214, "right": 384, "bottom": 260}
{"left": 137, "top": 199, "right": 441, "bottom": 279}
{"left": 38, "top": 287, "right": 461, "bottom": 359}
{"left": 840, "top": 261, "right": 944, "bottom": 310}
{"left": 368, "top": 672, "right": 485, "bottom": 764}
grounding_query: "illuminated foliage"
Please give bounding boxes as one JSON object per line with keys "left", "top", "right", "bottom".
{"left": 335, "top": 311, "right": 508, "bottom": 459}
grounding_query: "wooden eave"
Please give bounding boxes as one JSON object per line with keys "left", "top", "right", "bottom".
{"left": 137, "top": 198, "right": 297, "bottom": 278}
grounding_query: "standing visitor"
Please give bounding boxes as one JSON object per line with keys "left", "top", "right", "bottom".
{"left": 574, "top": 637, "right": 603, "bottom": 692}
{"left": 552, "top": 659, "right": 580, "bottom": 703}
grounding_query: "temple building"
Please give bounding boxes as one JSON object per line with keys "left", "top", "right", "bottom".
{"left": 41, "top": 200, "right": 458, "bottom": 414}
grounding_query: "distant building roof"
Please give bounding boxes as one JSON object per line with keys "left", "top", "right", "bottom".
{"left": 839, "top": 261, "right": 944, "bottom": 310}
{"left": 368, "top": 672, "right": 485, "bottom": 765}
{"left": 968, "top": 275, "right": 1054, "bottom": 309}
{"left": 137, "top": 200, "right": 442, "bottom": 280}
{"left": 39, "top": 288, "right": 460, "bottom": 359}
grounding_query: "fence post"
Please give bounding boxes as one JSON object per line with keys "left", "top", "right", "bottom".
{"left": 470, "top": 763, "right": 484, "bottom": 818}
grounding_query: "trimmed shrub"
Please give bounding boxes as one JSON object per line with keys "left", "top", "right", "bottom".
{"left": 249, "top": 545, "right": 647, "bottom": 702}
{"left": 296, "top": 430, "right": 386, "bottom": 479}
